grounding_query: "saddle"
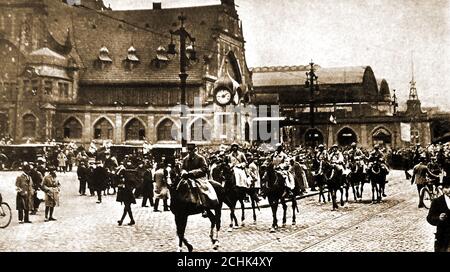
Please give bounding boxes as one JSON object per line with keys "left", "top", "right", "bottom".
{"left": 176, "top": 178, "right": 219, "bottom": 209}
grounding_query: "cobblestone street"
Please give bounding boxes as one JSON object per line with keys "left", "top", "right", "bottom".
{"left": 0, "top": 170, "right": 435, "bottom": 252}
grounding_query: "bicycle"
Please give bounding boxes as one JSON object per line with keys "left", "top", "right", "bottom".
{"left": 0, "top": 193, "right": 12, "bottom": 228}
{"left": 420, "top": 182, "right": 443, "bottom": 209}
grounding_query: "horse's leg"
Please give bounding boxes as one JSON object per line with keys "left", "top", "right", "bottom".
{"left": 206, "top": 209, "right": 220, "bottom": 250}
{"left": 269, "top": 198, "right": 278, "bottom": 232}
{"left": 174, "top": 214, "right": 184, "bottom": 252}
{"left": 177, "top": 214, "right": 193, "bottom": 252}
{"left": 239, "top": 199, "right": 246, "bottom": 227}
{"left": 251, "top": 197, "right": 257, "bottom": 224}
{"left": 213, "top": 207, "right": 221, "bottom": 250}
{"left": 291, "top": 196, "right": 297, "bottom": 225}
{"left": 360, "top": 182, "right": 364, "bottom": 201}
{"left": 371, "top": 182, "right": 376, "bottom": 204}
{"left": 331, "top": 189, "right": 337, "bottom": 210}
{"left": 281, "top": 198, "right": 287, "bottom": 227}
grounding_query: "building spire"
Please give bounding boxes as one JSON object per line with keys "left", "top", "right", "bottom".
{"left": 409, "top": 51, "right": 418, "bottom": 100}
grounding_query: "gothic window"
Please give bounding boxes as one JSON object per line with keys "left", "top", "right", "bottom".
{"left": 411, "top": 129, "right": 420, "bottom": 145}
{"left": 190, "top": 119, "right": 211, "bottom": 142}
{"left": 23, "top": 80, "right": 31, "bottom": 96}
{"left": 44, "top": 80, "right": 53, "bottom": 95}
{"left": 157, "top": 118, "right": 177, "bottom": 141}
{"left": 94, "top": 118, "right": 113, "bottom": 140}
{"left": 63, "top": 117, "right": 82, "bottom": 139}
{"left": 245, "top": 122, "right": 250, "bottom": 142}
{"left": 31, "top": 80, "right": 39, "bottom": 95}
{"left": 125, "top": 118, "right": 146, "bottom": 141}
{"left": 22, "top": 114, "right": 36, "bottom": 138}
{"left": 58, "top": 82, "right": 69, "bottom": 98}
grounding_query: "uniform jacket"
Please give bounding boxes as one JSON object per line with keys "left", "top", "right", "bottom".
{"left": 412, "top": 163, "right": 430, "bottom": 185}
{"left": 42, "top": 174, "right": 60, "bottom": 207}
{"left": 427, "top": 195, "right": 450, "bottom": 244}
{"left": 91, "top": 166, "right": 108, "bottom": 190}
{"left": 15, "top": 173, "right": 34, "bottom": 211}
{"left": 182, "top": 153, "right": 208, "bottom": 179}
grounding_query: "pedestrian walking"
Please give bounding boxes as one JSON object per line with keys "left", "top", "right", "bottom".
{"left": 42, "top": 166, "right": 60, "bottom": 221}
{"left": 57, "top": 150, "right": 67, "bottom": 173}
{"left": 91, "top": 161, "right": 108, "bottom": 203}
{"left": 77, "top": 161, "right": 89, "bottom": 195}
{"left": 426, "top": 178, "right": 450, "bottom": 252}
{"left": 411, "top": 156, "right": 439, "bottom": 208}
{"left": 153, "top": 162, "right": 170, "bottom": 212}
{"left": 15, "top": 164, "right": 34, "bottom": 223}
{"left": 116, "top": 174, "right": 136, "bottom": 226}
{"left": 29, "top": 163, "right": 43, "bottom": 215}
{"left": 141, "top": 161, "right": 154, "bottom": 207}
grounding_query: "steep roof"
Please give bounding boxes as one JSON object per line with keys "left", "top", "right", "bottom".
{"left": 45, "top": 1, "right": 225, "bottom": 84}
{"left": 251, "top": 65, "right": 380, "bottom": 104}
{"left": 252, "top": 65, "right": 373, "bottom": 87}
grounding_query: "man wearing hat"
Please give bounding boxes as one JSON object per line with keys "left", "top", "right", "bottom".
{"left": 15, "top": 163, "right": 34, "bottom": 223}
{"left": 271, "top": 143, "right": 296, "bottom": 192}
{"left": 181, "top": 143, "right": 218, "bottom": 208}
{"left": 91, "top": 161, "right": 108, "bottom": 204}
{"left": 42, "top": 166, "right": 60, "bottom": 221}
{"left": 427, "top": 178, "right": 450, "bottom": 251}
{"left": 347, "top": 142, "right": 366, "bottom": 173}
{"left": 315, "top": 144, "right": 328, "bottom": 162}
{"left": 227, "top": 142, "right": 249, "bottom": 188}
{"left": 329, "top": 144, "right": 345, "bottom": 172}
{"left": 77, "top": 161, "right": 90, "bottom": 196}
{"left": 411, "top": 156, "right": 439, "bottom": 208}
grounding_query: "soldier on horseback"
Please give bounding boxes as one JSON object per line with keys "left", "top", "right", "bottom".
{"left": 329, "top": 144, "right": 345, "bottom": 173}
{"left": 368, "top": 144, "right": 388, "bottom": 172}
{"left": 181, "top": 143, "right": 219, "bottom": 209}
{"left": 347, "top": 142, "right": 366, "bottom": 173}
{"left": 271, "top": 143, "right": 295, "bottom": 195}
{"left": 227, "top": 142, "right": 250, "bottom": 189}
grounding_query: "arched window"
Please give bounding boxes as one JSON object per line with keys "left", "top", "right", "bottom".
{"left": 372, "top": 127, "right": 392, "bottom": 147}
{"left": 125, "top": 118, "right": 145, "bottom": 141}
{"left": 157, "top": 118, "right": 177, "bottom": 141}
{"left": 23, "top": 114, "right": 36, "bottom": 138}
{"left": 305, "top": 129, "right": 324, "bottom": 147}
{"left": 63, "top": 117, "right": 82, "bottom": 139}
{"left": 94, "top": 118, "right": 113, "bottom": 140}
{"left": 337, "top": 127, "right": 357, "bottom": 146}
{"left": 190, "top": 119, "right": 211, "bottom": 142}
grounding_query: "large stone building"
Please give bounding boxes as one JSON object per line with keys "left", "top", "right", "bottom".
{"left": 0, "top": 0, "right": 252, "bottom": 147}
{"left": 251, "top": 64, "right": 432, "bottom": 149}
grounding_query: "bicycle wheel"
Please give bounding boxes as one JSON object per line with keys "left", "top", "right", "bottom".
{"left": 420, "top": 187, "right": 432, "bottom": 209}
{"left": 0, "top": 202, "right": 12, "bottom": 228}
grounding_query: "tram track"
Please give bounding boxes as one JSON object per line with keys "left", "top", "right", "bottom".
{"left": 249, "top": 185, "right": 410, "bottom": 252}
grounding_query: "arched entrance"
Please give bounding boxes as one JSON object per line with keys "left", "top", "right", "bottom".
{"left": 337, "top": 127, "right": 357, "bottom": 146}
{"left": 305, "top": 128, "right": 324, "bottom": 147}
{"left": 125, "top": 118, "right": 146, "bottom": 141}
{"left": 0, "top": 113, "right": 8, "bottom": 138}
{"left": 372, "top": 127, "right": 392, "bottom": 147}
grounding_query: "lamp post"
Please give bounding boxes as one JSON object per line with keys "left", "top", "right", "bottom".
{"left": 305, "top": 61, "right": 319, "bottom": 146}
{"left": 305, "top": 61, "right": 319, "bottom": 129}
{"left": 167, "top": 14, "right": 197, "bottom": 153}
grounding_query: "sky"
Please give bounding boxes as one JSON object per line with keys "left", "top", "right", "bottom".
{"left": 103, "top": 0, "right": 450, "bottom": 109}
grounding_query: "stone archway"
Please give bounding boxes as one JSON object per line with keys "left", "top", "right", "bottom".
{"left": 372, "top": 127, "right": 392, "bottom": 147}
{"left": 337, "top": 127, "right": 357, "bottom": 146}
{"left": 304, "top": 128, "right": 324, "bottom": 147}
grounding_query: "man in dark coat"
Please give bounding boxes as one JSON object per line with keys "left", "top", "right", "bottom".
{"left": 91, "top": 161, "right": 108, "bottom": 203}
{"left": 181, "top": 143, "right": 218, "bottom": 209}
{"left": 77, "top": 161, "right": 90, "bottom": 196}
{"left": 15, "top": 164, "right": 34, "bottom": 223}
{"left": 427, "top": 179, "right": 450, "bottom": 252}
{"left": 141, "top": 162, "right": 154, "bottom": 207}
{"left": 29, "top": 163, "right": 43, "bottom": 215}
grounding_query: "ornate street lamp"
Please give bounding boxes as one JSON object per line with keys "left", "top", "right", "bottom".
{"left": 167, "top": 14, "right": 197, "bottom": 153}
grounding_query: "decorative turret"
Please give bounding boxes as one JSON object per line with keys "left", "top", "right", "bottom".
{"left": 406, "top": 52, "right": 423, "bottom": 116}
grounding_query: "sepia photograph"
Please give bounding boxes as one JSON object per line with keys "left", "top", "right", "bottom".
{"left": 0, "top": 0, "right": 449, "bottom": 257}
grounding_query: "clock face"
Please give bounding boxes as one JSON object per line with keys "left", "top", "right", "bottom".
{"left": 215, "top": 89, "right": 232, "bottom": 105}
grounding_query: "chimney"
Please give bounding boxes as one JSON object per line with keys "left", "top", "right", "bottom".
{"left": 153, "top": 2, "right": 162, "bottom": 10}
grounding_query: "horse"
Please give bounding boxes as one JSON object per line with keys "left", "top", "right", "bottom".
{"left": 260, "top": 162, "right": 299, "bottom": 232}
{"left": 168, "top": 164, "right": 223, "bottom": 252}
{"left": 367, "top": 161, "right": 389, "bottom": 203}
{"left": 344, "top": 161, "right": 366, "bottom": 202}
{"left": 212, "top": 160, "right": 260, "bottom": 230}
{"left": 321, "top": 160, "right": 345, "bottom": 210}
{"left": 311, "top": 159, "right": 330, "bottom": 203}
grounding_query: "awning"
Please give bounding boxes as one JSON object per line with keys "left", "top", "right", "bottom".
{"left": 152, "top": 143, "right": 182, "bottom": 149}
{"left": 252, "top": 117, "right": 286, "bottom": 122}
